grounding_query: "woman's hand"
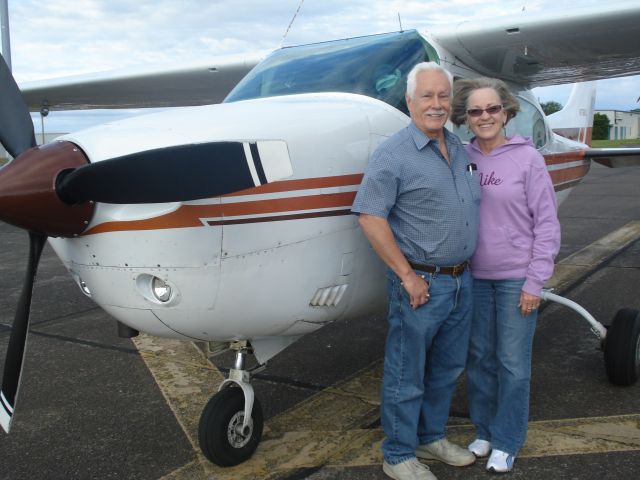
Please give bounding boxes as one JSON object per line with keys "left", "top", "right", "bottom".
{"left": 519, "top": 291, "right": 540, "bottom": 316}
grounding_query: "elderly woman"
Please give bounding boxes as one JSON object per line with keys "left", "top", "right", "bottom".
{"left": 450, "top": 78, "right": 561, "bottom": 473}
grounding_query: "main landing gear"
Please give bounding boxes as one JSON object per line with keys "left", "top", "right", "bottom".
{"left": 198, "top": 341, "right": 264, "bottom": 467}
{"left": 541, "top": 290, "right": 640, "bottom": 386}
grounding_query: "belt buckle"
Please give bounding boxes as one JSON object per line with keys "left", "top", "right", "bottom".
{"left": 452, "top": 263, "right": 464, "bottom": 276}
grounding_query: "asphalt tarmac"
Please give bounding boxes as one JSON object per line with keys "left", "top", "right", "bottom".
{"left": 1, "top": 162, "right": 639, "bottom": 479}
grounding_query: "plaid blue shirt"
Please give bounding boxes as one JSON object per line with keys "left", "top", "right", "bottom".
{"left": 352, "top": 122, "right": 480, "bottom": 266}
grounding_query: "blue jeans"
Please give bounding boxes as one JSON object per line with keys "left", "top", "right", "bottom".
{"left": 467, "top": 278, "right": 537, "bottom": 456}
{"left": 381, "top": 268, "right": 473, "bottom": 464}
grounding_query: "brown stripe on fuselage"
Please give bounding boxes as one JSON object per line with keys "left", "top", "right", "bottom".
{"left": 548, "top": 163, "right": 590, "bottom": 186}
{"left": 543, "top": 150, "right": 587, "bottom": 165}
{"left": 83, "top": 190, "right": 358, "bottom": 235}
{"left": 207, "top": 209, "right": 353, "bottom": 226}
{"left": 542, "top": 151, "right": 590, "bottom": 192}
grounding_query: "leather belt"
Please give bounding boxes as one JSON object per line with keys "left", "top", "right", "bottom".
{"left": 409, "top": 260, "right": 469, "bottom": 277}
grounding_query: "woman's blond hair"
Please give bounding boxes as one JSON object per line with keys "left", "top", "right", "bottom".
{"left": 450, "top": 77, "right": 520, "bottom": 127}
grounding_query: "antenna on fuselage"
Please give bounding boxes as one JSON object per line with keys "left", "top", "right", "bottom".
{"left": 281, "top": 0, "right": 305, "bottom": 48}
{"left": 398, "top": 13, "right": 404, "bottom": 32}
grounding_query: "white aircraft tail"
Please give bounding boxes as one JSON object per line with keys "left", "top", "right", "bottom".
{"left": 547, "top": 81, "right": 597, "bottom": 146}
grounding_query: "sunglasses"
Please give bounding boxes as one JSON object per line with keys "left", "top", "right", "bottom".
{"left": 466, "top": 105, "right": 503, "bottom": 117}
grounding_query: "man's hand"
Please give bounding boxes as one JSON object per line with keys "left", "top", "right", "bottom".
{"left": 401, "top": 271, "right": 430, "bottom": 310}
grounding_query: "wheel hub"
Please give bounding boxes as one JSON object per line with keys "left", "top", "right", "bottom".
{"left": 227, "top": 411, "right": 253, "bottom": 448}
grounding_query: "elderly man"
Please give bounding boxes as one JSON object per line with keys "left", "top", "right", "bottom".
{"left": 352, "top": 62, "right": 480, "bottom": 480}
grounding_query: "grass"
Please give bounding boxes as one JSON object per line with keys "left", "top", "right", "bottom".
{"left": 590, "top": 139, "right": 640, "bottom": 147}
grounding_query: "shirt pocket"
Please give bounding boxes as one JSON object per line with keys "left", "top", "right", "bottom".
{"left": 467, "top": 174, "right": 482, "bottom": 204}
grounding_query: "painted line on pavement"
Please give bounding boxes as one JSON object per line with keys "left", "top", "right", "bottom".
{"left": 546, "top": 220, "right": 640, "bottom": 292}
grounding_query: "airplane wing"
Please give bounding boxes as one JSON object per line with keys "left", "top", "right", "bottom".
{"left": 586, "top": 148, "right": 640, "bottom": 168}
{"left": 428, "top": 2, "right": 640, "bottom": 87}
{"left": 20, "top": 52, "right": 266, "bottom": 111}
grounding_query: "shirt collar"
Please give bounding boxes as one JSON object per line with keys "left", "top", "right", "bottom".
{"left": 408, "top": 122, "right": 454, "bottom": 151}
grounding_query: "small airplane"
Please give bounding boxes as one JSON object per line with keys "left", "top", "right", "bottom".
{"left": 2, "top": 2, "right": 640, "bottom": 468}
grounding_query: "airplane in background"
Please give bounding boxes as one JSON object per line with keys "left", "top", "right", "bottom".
{"left": 2, "top": 2, "right": 640, "bottom": 468}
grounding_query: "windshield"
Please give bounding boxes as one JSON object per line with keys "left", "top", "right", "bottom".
{"left": 225, "top": 30, "right": 437, "bottom": 115}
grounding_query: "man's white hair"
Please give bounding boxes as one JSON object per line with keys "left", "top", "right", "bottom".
{"left": 406, "top": 62, "right": 453, "bottom": 99}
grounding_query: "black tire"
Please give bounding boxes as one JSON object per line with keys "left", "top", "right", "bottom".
{"left": 604, "top": 308, "right": 640, "bottom": 386}
{"left": 198, "top": 386, "right": 264, "bottom": 466}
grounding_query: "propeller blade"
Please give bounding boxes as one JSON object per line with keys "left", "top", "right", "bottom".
{"left": 0, "top": 54, "right": 36, "bottom": 159}
{"left": 56, "top": 140, "right": 292, "bottom": 204}
{"left": 1, "top": 232, "right": 47, "bottom": 433}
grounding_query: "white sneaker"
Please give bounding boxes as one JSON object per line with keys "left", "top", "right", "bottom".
{"left": 416, "top": 438, "right": 476, "bottom": 466}
{"left": 468, "top": 439, "right": 491, "bottom": 457}
{"left": 486, "top": 449, "right": 515, "bottom": 473}
{"left": 383, "top": 458, "right": 437, "bottom": 480}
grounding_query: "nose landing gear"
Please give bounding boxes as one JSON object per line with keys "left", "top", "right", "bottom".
{"left": 198, "top": 341, "right": 264, "bottom": 467}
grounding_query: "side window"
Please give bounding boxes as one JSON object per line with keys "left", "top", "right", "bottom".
{"left": 505, "top": 97, "right": 547, "bottom": 149}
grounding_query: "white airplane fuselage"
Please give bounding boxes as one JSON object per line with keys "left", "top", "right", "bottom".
{"left": 48, "top": 93, "right": 413, "bottom": 359}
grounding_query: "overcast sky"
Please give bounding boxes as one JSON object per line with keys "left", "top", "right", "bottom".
{"left": 4, "top": 0, "right": 640, "bottom": 132}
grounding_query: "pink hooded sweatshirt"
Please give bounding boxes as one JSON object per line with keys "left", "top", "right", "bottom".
{"left": 466, "top": 135, "right": 561, "bottom": 296}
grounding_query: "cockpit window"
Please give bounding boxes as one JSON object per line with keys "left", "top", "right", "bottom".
{"left": 225, "top": 30, "right": 437, "bottom": 115}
